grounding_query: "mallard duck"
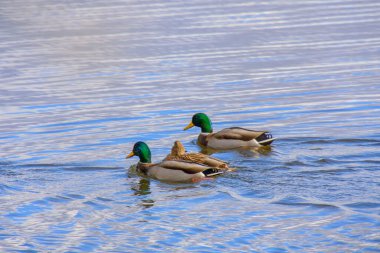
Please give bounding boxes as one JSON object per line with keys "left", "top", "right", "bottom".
{"left": 164, "top": 140, "right": 235, "bottom": 171}
{"left": 184, "top": 113, "right": 275, "bottom": 149}
{"left": 126, "top": 141, "right": 224, "bottom": 183}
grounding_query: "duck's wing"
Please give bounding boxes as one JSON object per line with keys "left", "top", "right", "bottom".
{"left": 185, "top": 153, "right": 229, "bottom": 168}
{"left": 180, "top": 153, "right": 207, "bottom": 164}
{"left": 212, "top": 127, "right": 274, "bottom": 144}
{"left": 212, "top": 127, "right": 266, "bottom": 140}
{"left": 166, "top": 152, "right": 229, "bottom": 169}
{"left": 158, "top": 160, "right": 212, "bottom": 174}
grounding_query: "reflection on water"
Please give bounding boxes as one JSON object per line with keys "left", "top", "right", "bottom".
{"left": 132, "top": 178, "right": 151, "bottom": 196}
{"left": 1, "top": 0, "right": 380, "bottom": 252}
{"left": 200, "top": 145, "right": 273, "bottom": 158}
{"left": 131, "top": 178, "right": 154, "bottom": 208}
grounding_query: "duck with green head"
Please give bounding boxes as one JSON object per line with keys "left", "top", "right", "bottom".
{"left": 126, "top": 141, "right": 224, "bottom": 183}
{"left": 184, "top": 113, "right": 275, "bottom": 149}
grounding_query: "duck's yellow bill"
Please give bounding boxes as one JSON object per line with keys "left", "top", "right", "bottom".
{"left": 184, "top": 122, "right": 194, "bottom": 130}
{"left": 126, "top": 151, "right": 135, "bottom": 159}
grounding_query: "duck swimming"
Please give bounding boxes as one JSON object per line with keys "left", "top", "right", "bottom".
{"left": 126, "top": 141, "right": 224, "bottom": 183}
{"left": 164, "top": 140, "right": 235, "bottom": 171}
{"left": 183, "top": 113, "right": 275, "bottom": 149}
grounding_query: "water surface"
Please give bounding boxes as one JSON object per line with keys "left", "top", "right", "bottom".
{"left": 1, "top": 0, "right": 380, "bottom": 252}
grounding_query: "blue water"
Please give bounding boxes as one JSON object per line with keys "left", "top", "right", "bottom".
{"left": 1, "top": 0, "right": 380, "bottom": 252}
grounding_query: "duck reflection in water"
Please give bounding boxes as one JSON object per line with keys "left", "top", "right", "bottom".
{"left": 130, "top": 178, "right": 155, "bottom": 208}
{"left": 132, "top": 178, "right": 151, "bottom": 196}
{"left": 199, "top": 145, "right": 272, "bottom": 157}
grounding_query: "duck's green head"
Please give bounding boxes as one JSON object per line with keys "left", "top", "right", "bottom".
{"left": 184, "top": 113, "right": 213, "bottom": 133}
{"left": 126, "top": 141, "right": 151, "bottom": 163}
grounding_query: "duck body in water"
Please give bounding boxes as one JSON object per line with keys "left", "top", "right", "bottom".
{"left": 126, "top": 141, "right": 224, "bottom": 183}
{"left": 164, "top": 140, "right": 235, "bottom": 171}
{"left": 184, "top": 113, "right": 275, "bottom": 149}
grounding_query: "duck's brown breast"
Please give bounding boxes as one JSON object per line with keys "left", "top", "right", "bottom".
{"left": 197, "top": 134, "right": 208, "bottom": 147}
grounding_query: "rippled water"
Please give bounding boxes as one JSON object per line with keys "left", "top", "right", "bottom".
{"left": 1, "top": 0, "right": 380, "bottom": 252}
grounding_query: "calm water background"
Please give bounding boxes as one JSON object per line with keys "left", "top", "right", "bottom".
{"left": 1, "top": 0, "right": 380, "bottom": 252}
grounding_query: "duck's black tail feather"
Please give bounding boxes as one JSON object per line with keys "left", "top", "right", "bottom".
{"left": 256, "top": 132, "right": 276, "bottom": 146}
{"left": 203, "top": 168, "right": 224, "bottom": 177}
